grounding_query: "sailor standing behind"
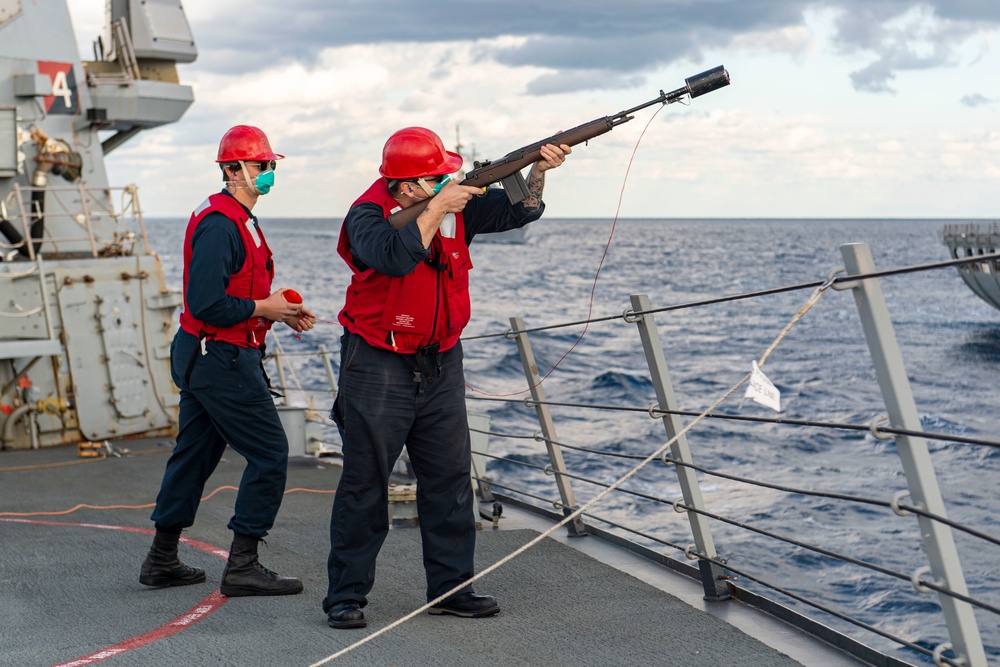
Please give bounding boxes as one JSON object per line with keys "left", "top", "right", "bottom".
{"left": 323, "top": 126, "right": 570, "bottom": 628}
{"left": 139, "top": 125, "right": 316, "bottom": 596}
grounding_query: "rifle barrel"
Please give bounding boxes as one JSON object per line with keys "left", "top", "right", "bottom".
{"left": 614, "top": 65, "right": 730, "bottom": 120}
{"left": 385, "top": 65, "right": 729, "bottom": 230}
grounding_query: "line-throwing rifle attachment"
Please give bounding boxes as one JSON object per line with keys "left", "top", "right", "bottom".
{"left": 387, "top": 65, "right": 730, "bottom": 230}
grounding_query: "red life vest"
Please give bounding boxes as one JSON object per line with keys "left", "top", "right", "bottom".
{"left": 337, "top": 179, "right": 473, "bottom": 353}
{"left": 178, "top": 192, "right": 274, "bottom": 348}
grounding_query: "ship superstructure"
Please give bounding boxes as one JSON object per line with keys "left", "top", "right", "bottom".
{"left": 0, "top": 0, "right": 196, "bottom": 449}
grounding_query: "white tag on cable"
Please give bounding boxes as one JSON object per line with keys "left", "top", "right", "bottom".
{"left": 245, "top": 218, "right": 262, "bottom": 247}
{"left": 742, "top": 360, "right": 781, "bottom": 412}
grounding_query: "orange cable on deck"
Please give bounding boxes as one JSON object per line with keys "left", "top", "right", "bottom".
{"left": 0, "top": 483, "right": 335, "bottom": 517}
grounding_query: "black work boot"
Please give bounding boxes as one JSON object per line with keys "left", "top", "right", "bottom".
{"left": 139, "top": 529, "right": 206, "bottom": 588}
{"left": 219, "top": 534, "right": 303, "bottom": 597}
{"left": 429, "top": 592, "right": 500, "bottom": 617}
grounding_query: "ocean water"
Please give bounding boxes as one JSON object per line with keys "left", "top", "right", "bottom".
{"left": 145, "top": 216, "right": 1000, "bottom": 665}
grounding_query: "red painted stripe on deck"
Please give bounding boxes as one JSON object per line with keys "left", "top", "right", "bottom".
{"left": 0, "top": 518, "right": 229, "bottom": 559}
{"left": 49, "top": 591, "right": 228, "bottom": 667}
{"left": 0, "top": 518, "right": 230, "bottom": 666}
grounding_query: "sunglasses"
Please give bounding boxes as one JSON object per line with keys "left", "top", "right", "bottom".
{"left": 251, "top": 160, "right": 277, "bottom": 172}
{"left": 411, "top": 175, "right": 451, "bottom": 194}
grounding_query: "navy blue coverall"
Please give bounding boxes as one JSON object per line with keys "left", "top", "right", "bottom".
{"left": 323, "top": 189, "right": 543, "bottom": 612}
{"left": 151, "top": 191, "right": 289, "bottom": 538}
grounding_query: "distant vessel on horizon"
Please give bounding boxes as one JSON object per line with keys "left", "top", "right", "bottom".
{"left": 941, "top": 222, "right": 1000, "bottom": 311}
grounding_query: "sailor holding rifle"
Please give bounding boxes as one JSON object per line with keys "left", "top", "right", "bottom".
{"left": 323, "top": 126, "right": 570, "bottom": 628}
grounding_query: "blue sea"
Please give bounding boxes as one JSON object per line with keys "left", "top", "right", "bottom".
{"left": 145, "top": 217, "right": 1000, "bottom": 665}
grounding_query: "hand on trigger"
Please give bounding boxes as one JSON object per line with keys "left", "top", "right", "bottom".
{"left": 428, "top": 180, "right": 482, "bottom": 214}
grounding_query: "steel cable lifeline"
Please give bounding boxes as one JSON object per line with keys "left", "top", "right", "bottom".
{"left": 478, "top": 421, "right": 1000, "bottom": 547}
{"left": 307, "top": 274, "right": 832, "bottom": 666}
{"left": 696, "top": 556, "right": 968, "bottom": 667}
{"left": 471, "top": 373, "right": 1000, "bottom": 635}
{"left": 656, "top": 454, "right": 1000, "bottom": 548}
{"left": 574, "top": 509, "right": 691, "bottom": 553}
{"left": 531, "top": 497, "right": 989, "bottom": 661}
{"left": 542, "top": 450, "right": 1000, "bottom": 637}
{"left": 540, "top": 459, "right": 1000, "bottom": 618}
{"left": 471, "top": 395, "right": 1000, "bottom": 450}
{"left": 476, "top": 399, "right": 1000, "bottom": 553}
{"left": 472, "top": 394, "right": 1000, "bottom": 449}
{"left": 474, "top": 418, "right": 1000, "bottom": 550}
{"left": 462, "top": 250, "right": 1000, "bottom": 340}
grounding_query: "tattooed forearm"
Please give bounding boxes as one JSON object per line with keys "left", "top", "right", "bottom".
{"left": 523, "top": 168, "right": 545, "bottom": 210}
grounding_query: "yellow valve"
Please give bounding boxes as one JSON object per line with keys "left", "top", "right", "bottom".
{"left": 36, "top": 397, "right": 69, "bottom": 414}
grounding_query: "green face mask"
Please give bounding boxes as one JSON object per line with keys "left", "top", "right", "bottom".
{"left": 432, "top": 175, "right": 451, "bottom": 194}
{"left": 255, "top": 169, "right": 275, "bottom": 195}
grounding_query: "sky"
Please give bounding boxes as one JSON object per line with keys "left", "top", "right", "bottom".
{"left": 65, "top": 0, "right": 1000, "bottom": 220}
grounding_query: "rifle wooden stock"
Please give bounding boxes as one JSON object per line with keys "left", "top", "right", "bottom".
{"left": 386, "top": 65, "right": 729, "bottom": 230}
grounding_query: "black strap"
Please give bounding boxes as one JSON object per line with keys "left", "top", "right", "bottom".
{"left": 423, "top": 253, "right": 447, "bottom": 271}
{"left": 413, "top": 342, "right": 441, "bottom": 383}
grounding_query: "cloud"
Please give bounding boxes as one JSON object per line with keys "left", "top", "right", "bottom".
{"left": 960, "top": 93, "right": 994, "bottom": 108}
{"left": 63, "top": 0, "right": 1000, "bottom": 219}
{"left": 178, "top": 0, "right": 999, "bottom": 95}
{"left": 520, "top": 70, "right": 649, "bottom": 96}
{"left": 831, "top": 2, "right": 994, "bottom": 93}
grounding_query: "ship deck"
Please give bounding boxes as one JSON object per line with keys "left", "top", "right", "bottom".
{"left": 0, "top": 440, "right": 866, "bottom": 667}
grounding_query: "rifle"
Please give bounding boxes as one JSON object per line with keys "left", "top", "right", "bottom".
{"left": 387, "top": 65, "right": 730, "bottom": 230}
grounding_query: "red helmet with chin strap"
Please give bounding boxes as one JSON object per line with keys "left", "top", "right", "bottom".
{"left": 216, "top": 125, "right": 284, "bottom": 163}
{"left": 379, "top": 127, "right": 462, "bottom": 179}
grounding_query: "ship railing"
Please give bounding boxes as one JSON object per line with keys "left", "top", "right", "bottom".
{"left": 260, "top": 337, "right": 342, "bottom": 457}
{"left": 456, "top": 242, "right": 997, "bottom": 667}
{"left": 0, "top": 182, "right": 151, "bottom": 260}
{"left": 257, "top": 242, "right": 999, "bottom": 666}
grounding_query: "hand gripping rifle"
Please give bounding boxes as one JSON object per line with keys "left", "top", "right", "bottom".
{"left": 387, "top": 65, "right": 730, "bottom": 229}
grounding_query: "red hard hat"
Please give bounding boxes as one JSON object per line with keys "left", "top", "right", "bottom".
{"left": 216, "top": 125, "right": 284, "bottom": 163}
{"left": 379, "top": 127, "right": 463, "bottom": 179}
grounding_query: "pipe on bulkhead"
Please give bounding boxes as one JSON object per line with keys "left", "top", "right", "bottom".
{"left": 0, "top": 403, "right": 36, "bottom": 450}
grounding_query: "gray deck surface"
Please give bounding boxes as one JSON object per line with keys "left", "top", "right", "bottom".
{"left": 0, "top": 441, "right": 852, "bottom": 667}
